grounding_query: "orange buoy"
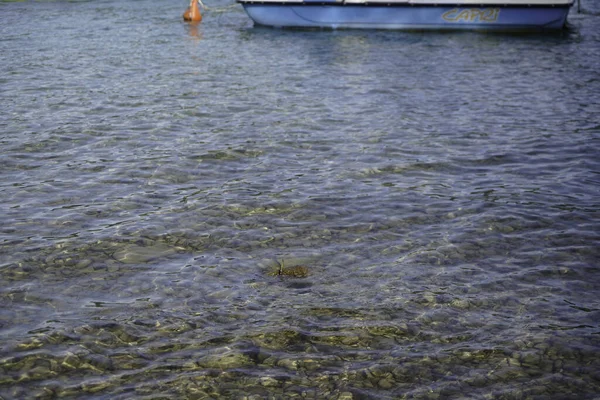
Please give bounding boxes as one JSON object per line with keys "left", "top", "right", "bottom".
{"left": 183, "top": 0, "right": 202, "bottom": 22}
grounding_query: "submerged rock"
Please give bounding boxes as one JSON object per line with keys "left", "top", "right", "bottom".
{"left": 112, "top": 243, "right": 176, "bottom": 264}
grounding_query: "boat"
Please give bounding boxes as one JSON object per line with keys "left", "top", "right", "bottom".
{"left": 236, "top": 0, "right": 575, "bottom": 30}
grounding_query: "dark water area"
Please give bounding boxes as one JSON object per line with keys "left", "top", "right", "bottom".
{"left": 1, "top": 0, "right": 600, "bottom": 398}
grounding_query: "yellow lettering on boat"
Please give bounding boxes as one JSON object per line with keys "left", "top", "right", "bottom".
{"left": 442, "top": 9, "right": 459, "bottom": 21}
{"left": 442, "top": 8, "right": 500, "bottom": 23}
{"left": 456, "top": 10, "right": 471, "bottom": 22}
{"left": 482, "top": 8, "right": 500, "bottom": 22}
{"left": 469, "top": 9, "right": 482, "bottom": 22}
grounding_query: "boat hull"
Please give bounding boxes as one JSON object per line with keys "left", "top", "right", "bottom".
{"left": 238, "top": 4, "right": 572, "bottom": 30}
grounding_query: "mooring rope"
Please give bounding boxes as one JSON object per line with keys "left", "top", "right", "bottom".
{"left": 198, "top": 0, "right": 239, "bottom": 12}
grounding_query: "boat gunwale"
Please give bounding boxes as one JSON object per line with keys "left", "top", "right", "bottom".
{"left": 236, "top": 0, "right": 574, "bottom": 5}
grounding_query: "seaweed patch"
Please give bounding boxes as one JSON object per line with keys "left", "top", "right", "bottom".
{"left": 268, "top": 260, "right": 310, "bottom": 278}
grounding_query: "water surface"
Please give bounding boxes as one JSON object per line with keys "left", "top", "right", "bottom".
{"left": 1, "top": 0, "right": 599, "bottom": 398}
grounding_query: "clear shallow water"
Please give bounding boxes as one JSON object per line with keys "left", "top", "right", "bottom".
{"left": 1, "top": 0, "right": 599, "bottom": 398}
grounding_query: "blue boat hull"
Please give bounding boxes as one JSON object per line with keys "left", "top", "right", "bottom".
{"left": 239, "top": 4, "right": 572, "bottom": 30}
